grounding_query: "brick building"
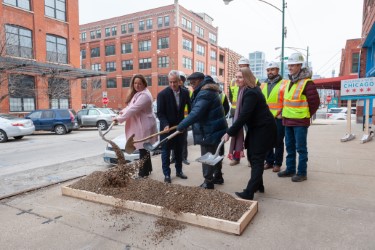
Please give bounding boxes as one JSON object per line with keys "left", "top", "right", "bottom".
{"left": 0, "top": 0, "right": 104, "bottom": 115}
{"left": 79, "top": 2, "right": 242, "bottom": 109}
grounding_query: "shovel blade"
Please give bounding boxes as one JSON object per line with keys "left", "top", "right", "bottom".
{"left": 143, "top": 142, "right": 158, "bottom": 152}
{"left": 196, "top": 153, "right": 224, "bottom": 166}
{"left": 124, "top": 134, "right": 136, "bottom": 154}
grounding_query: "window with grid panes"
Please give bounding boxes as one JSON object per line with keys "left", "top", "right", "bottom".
{"left": 96, "top": 29, "right": 101, "bottom": 38}
{"left": 164, "top": 16, "right": 170, "bottom": 26}
{"left": 90, "top": 31, "right": 95, "bottom": 39}
{"left": 157, "top": 37, "right": 169, "bottom": 49}
{"left": 4, "top": 0, "right": 30, "bottom": 10}
{"left": 139, "top": 58, "right": 151, "bottom": 69}
{"left": 90, "top": 47, "right": 100, "bottom": 57}
{"left": 106, "top": 61, "right": 116, "bottom": 72}
{"left": 8, "top": 75, "right": 35, "bottom": 112}
{"left": 81, "top": 32, "right": 86, "bottom": 41}
{"left": 5, "top": 24, "right": 33, "bottom": 59}
{"left": 81, "top": 49, "right": 86, "bottom": 59}
{"left": 158, "top": 17, "right": 163, "bottom": 28}
{"left": 105, "top": 27, "right": 110, "bottom": 37}
{"left": 183, "top": 57, "right": 192, "bottom": 70}
{"left": 139, "top": 20, "right": 144, "bottom": 31}
{"left": 210, "top": 65, "right": 217, "bottom": 76}
{"left": 105, "top": 45, "right": 115, "bottom": 56}
{"left": 197, "top": 44, "right": 205, "bottom": 56}
{"left": 111, "top": 26, "right": 117, "bottom": 36}
{"left": 128, "top": 23, "right": 134, "bottom": 32}
{"left": 91, "top": 63, "right": 101, "bottom": 71}
{"left": 158, "top": 57, "right": 169, "bottom": 68}
{"left": 46, "top": 34, "right": 67, "bottom": 63}
{"left": 158, "top": 75, "right": 168, "bottom": 86}
{"left": 122, "top": 60, "right": 133, "bottom": 70}
{"left": 121, "top": 43, "right": 132, "bottom": 54}
{"left": 196, "top": 61, "right": 204, "bottom": 72}
{"left": 182, "top": 38, "right": 192, "bottom": 51}
{"left": 122, "top": 77, "right": 131, "bottom": 88}
{"left": 145, "top": 76, "right": 152, "bottom": 86}
{"left": 45, "top": 0, "right": 66, "bottom": 21}
{"left": 139, "top": 40, "right": 151, "bottom": 51}
{"left": 146, "top": 19, "right": 152, "bottom": 29}
{"left": 107, "top": 78, "right": 117, "bottom": 88}
{"left": 121, "top": 24, "right": 127, "bottom": 34}
{"left": 210, "top": 50, "right": 217, "bottom": 60}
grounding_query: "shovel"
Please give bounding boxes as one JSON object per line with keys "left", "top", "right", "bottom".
{"left": 98, "top": 121, "right": 116, "bottom": 137}
{"left": 143, "top": 130, "right": 181, "bottom": 152}
{"left": 124, "top": 125, "right": 177, "bottom": 154}
{"left": 196, "top": 139, "right": 225, "bottom": 166}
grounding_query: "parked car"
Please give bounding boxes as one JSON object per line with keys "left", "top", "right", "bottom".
{"left": 0, "top": 114, "right": 35, "bottom": 143}
{"left": 25, "top": 109, "right": 75, "bottom": 135}
{"left": 326, "top": 107, "right": 356, "bottom": 120}
{"left": 103, "top": 134, "right": 140, "bottom": 164}
{"left": 77, "top": 108, "right": 116, "bottom": 130}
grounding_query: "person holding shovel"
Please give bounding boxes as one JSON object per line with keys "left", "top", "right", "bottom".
{"left": 222, "top": 67, "right": 276, "bottom": 200}
{"left": 177, "top": 72, "right": 228, "bottom": 189}
{"left": 157, "top": 70, "right": 191, "bottom": 183}
{"left": 113, "top": 74, "right": 157, "bottom": 178}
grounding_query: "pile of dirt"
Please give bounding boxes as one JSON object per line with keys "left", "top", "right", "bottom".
{"left": 70, "top": 165, "right": 251, "bottom": 222}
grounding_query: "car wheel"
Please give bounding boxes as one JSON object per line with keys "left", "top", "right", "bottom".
{"left": 14, "top": 136, "right": 24, "bottom": 140}
{"left": 55, "top": 125, "right": 67, "bottom": 135}
{"left": 0, "top": 130, "right": 8, "bottom": 143}
{"left": 97, "top": 121, "right": 108, "bottom": 130}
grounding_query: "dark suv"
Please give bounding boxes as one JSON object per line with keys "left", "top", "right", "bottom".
{"left": 25, "top": 109, "right": 75, "bottom": 135}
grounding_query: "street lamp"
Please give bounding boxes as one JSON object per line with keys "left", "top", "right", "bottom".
{"left": 223, "top": 0, "right": 287, "bottom": 77}
{"left": 276, "top": 46, "right": 309, "bottom": 68}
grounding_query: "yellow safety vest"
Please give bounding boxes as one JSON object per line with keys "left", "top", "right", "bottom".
{"left": 260, "top": 79, "right": 288, "bottom": 117}
{"left": 230, "top": 79, "right": 239, "bottom": 109}
{"left": 282, "top": 79, "right": 310, "bottom": 119}
{"left": 184, "top": 90, "right": 193, "bottom": 117}
{"left": 219, "top": 92, "right": 226, "bottom": 104}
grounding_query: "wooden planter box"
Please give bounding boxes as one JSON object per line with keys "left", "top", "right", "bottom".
{"left": 61, "top": 186, "right": 258, "bottom": 235}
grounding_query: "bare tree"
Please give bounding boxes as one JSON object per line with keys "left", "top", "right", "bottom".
{"left": 81, "top": 77, "right": 103, "bottom": 107}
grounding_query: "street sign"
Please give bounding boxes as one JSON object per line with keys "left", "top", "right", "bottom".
{"left": 341, "top": 77, "right": 375, "bottom": 96}
{"left": 102, "top": 97, "right": 109, "bottom": 105}
{"left": 326, "top": 95, "right": 332, "bottom": 102}
{"left": 102, "top": 91, "right": 107, "bottom": 98}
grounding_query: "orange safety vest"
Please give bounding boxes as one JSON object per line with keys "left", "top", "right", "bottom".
{"left": 260, "top": 79, "right": 288, "bottom": 118}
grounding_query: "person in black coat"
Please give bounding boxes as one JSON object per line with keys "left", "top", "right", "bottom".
{"left": 177, "top": 72, "right": 228, "bottom": 189}
{"left": 223, "top": 67, "right": 277, "bottom": 200}
{"left": 157, "top": 70, "right": 191, "bottom": 183}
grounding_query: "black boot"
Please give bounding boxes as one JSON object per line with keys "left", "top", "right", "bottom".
{"left": 212, "top": 173, "right": 224, "bottom": 185}
{"left": 199, "top": 179, "right": 214, "bottom": 189}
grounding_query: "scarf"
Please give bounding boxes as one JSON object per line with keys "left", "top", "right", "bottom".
{"left": 229, "top": 86, "right": 245, "bottom": 156}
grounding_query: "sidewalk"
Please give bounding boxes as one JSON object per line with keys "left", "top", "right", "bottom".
{"left": 1, "top": 119, "right": 374, "bottom": 249}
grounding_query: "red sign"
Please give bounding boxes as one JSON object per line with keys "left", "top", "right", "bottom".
{"left": 102, "top": 97, "right": 109, "bottom": 105}
{"left": 326, "top": 95, "right": 332, "bottom": 102}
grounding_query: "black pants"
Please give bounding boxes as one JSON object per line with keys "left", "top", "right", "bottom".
{"left": 244, "top": 151, "right": 267, "bottom": 198}
{"left": 139, "top": 149, "right": 152, "bottom": 177}
{"left": 200, "top": 143, "right": 224, "bottom": 182}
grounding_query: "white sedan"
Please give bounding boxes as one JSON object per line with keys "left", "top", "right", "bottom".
{"left": 0, "top": 114, "right": 35, "bottom": 143}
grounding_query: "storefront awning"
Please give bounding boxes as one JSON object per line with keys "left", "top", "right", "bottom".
{"left": 0, "top": 56, "right": 107, "bottom": 79}
{"left": 314, "top": 75, "right": 358, "bottom": 90}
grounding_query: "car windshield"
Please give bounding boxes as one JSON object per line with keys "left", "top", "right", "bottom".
{"left": 328, "top": 109, "right": 343, "bottom": 113}
{"left": 0, "top": 114, "right": 19, "bottom": 120}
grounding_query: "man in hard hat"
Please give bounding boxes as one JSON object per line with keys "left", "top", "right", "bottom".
{"left": 277, "top": 53, "right": 319, "bottom": 182}
{"left": 261, "top": 61, "right": 288, "bottom": 173}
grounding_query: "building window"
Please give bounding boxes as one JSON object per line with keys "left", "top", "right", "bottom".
{"left": 46, "top": 34, "right": 67, "bottom": 63}
{"left": 105, "top": 61, "right": 116, "bottom": 72}
{"left": 91, "top": 63, "right": 101, "bottom": 71}
{"left": 96, "top": 29, "right": 101, "bottom": 38}
{"left": 351, "top": 52, "right": 359, "bottom": 73}
{"left": 8, "top": 75, "right": 35, "bottom": 112}
{"left": 122, "top": 60, "right": 133, "bottom": 70}
{"left": 90, "top": 47, "right": 100, "bottom": 57}
{"left": 195, "top": 25, "right": 204, "bottom": 37}
{"left": 5, "top": 24, "right": 33, "bottom": 59}
{"left": 81, "top": 79, "right": 87, "bottom": 89}
{"left": 139, "top": 58, "right": 151, "bottom": 69}
{"left": 182, "top": 38, "right": 192, "bottom": 51}
{"left": 93, "top": 79, "right": 101, "bottom": 89}
{"left": 209, "top": 33, "right": 217, "bottom": 44}
{"left": 107, "top": 78, "right": 117, "bottom": 88}
{"left": 158, "top": 75, "right": 168, "bottom": 86}
{"left": 197, "top": 44, "right": 205, "bottom": 56}
{"left": 111, "top": 26, "right": 117, "bottom": 36}
{"left": 187, "top": 20, "right": 192, "bottom": 31}
{"left": 4, "top": 0, "right": 31, "bottom": 10}
{"left": 145, "top": 75, "right": 152, "bottom": 86}
{"left": 196, "top": 61, "right": 205, "bottom": 73}
{"left": 45, "top": 0, "right": 66, "bottom": 21}
{"left": 128, "top": 23, "right": 134, "bottom": 33}
{"left": 139, "top": 20, "right": 145, "bottom": 31}
{"left": 105, "top": 27, "right": 110, "bottom": 37}
{"left": 139, "top": 40, "right": 151, "bottom": 51}
{"left": 219, "top": 54, "right": 225, "bottom": 63}
{"left": 90, "top": 31, "right": 95, "bottom": 39}
{"left": 158, "top": 56, "right": 169, "bottom": 68}
{"left": 121, "top": 43, "right": 133, "bottom": 54}
{"left": 164, "top": 16, "right": 170, "bottom": 26}
{"left": 80, "top": 49, "right": 86, "bottom": 59}
{"left": 158, "top": 17, "right": 163, "bottom": 28}
{"left": 122, "top": 77, "right": 131, "bottom": 88}
{"left": 48, "top": 78, "right": 70, "bottom": 109}
{"left": 210, "top": 65, "right": 217, "bottom": 76}
{"left": 146, "top": 19, "right": 153, "bottom": 29}
{"left": 121, "top": 24, "right": 127, "bottom": 34}
{"left": 181, "top": 17, "right": 187, "bottom": 29}
{"left": 219, "top": 68, "right": 224, "bottom": 76}
{"left": 157, "top": 37, "right": 169, "bottom": 49}
{"left": 210, "top": 50, "right": 217, "bottom": 60}
{"left": 80, "top": 32, "right": 86, "bottom": 41}
{"left": 105, "top": 45, "right": 115, "bottom": 56}
{"left": 183, "top": 57, "right": 192, "bottom": 70}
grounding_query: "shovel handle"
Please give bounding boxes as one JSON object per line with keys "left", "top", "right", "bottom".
{"left": 213, "top": 139, "right": 225, "bottom": 157}
{"left": 133, "top": 125, "right": 177, "bottom": 143}
{"left": 102, "top": 121, "right": 116, "bottom": 136}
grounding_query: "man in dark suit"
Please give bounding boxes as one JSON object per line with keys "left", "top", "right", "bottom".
{"left": 157, "top": 70, "right": 191, "bottom": 183}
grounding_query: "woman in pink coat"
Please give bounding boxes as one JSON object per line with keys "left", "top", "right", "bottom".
{"left": 114, "top": 74, "right": 157, "bottom": 177}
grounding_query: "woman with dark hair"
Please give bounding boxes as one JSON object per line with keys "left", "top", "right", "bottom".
{"left": 114, "top": 74, "right": 157, "bottom": 177}
{"left": 223, "top": 67, "right": 277, "bottom": 200}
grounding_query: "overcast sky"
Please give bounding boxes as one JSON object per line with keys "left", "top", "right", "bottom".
{"left": 79, "top": 0, "right": 363, "bottom": 78}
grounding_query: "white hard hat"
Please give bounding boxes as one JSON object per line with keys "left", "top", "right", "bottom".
{"left": 211, "top": 75, "right": 219, "bottom": 83}
{"left": 286, "top": 53, "right": 305, "bottom": 65}
{"left": 238, "top": 57, "right": 250, "bottom": 65}
{"left": 266, "top": 61, "right": 280, "bottom": 70}
{"left": 179, "top": 71, "right": 187, "bottom": 81}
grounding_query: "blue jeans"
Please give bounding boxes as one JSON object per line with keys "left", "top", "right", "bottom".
{"left": 266, "top": 118, "right": 285, "bottom": 166}
{"left": 285, "top": 126, "right": 308, "bottom": 176}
